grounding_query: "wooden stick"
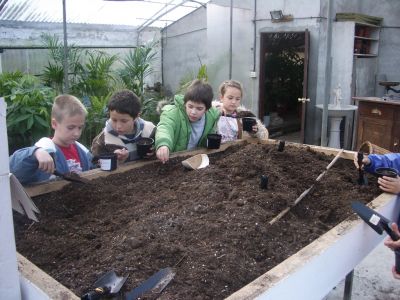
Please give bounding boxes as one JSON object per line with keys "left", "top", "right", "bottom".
{"left": 269, "top": 149, "right": 344, "bottom": 225}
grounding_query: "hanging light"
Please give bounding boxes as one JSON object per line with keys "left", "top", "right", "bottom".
{"left": 270, "top": 10, "right": 293, "bottom": 22}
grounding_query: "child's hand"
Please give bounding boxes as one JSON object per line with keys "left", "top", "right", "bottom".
{"left": 156, "top": 146, "right": 169, "bottom": 164}
{"left": 251, "top": 124, "right": 258, "bottom": 133}
{"left": 378, "top": 176, "right": 400, "bottom": 194}
{"left": 384, "top": 223, "right": 400, "bottom": 250}
{"left": 34, "top": 148, "right": 55, "bottom": 174}
{"left": 114, "top": 148, "right": 129, "bottom": 162}
{"left": 353, "top": 152, "right": 370, "bottom": 169}
{"left": 391, "top": 266, "right": 400, "bottom": 280}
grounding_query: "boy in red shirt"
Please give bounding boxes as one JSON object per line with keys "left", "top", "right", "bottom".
{"left": 9, "top": 94, "right": 93, "bottom": 184}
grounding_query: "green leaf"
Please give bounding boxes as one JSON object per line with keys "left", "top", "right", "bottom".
{"left": 26, "top": 115, "right": 34, "bottom": 129}
{"left": 34, "top": 115, "right": 50, "bottom": 128}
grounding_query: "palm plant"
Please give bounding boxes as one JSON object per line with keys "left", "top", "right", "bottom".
{"left": 177, "top": 63, "right": 208, "bottom": 94}
{"left": 72, "top": 50, "right": 119, "bottom": 99}
{"left": 40, "top": 33, "right": 83, "bottom": 93}
{"left": 119, "top": 40, "right": 158, "bottom": 98}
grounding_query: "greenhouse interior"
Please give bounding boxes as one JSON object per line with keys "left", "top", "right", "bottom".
{"left": 1, "top": 0, "right": 400, "bottom": 299}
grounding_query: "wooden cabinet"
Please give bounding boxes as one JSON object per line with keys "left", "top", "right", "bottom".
{"left": 356, "top": 99, "right": 400, "bottom": 151}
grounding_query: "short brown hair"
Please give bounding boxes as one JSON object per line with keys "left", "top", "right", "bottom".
{"left": 51, "top": 94, "right": 87, "bottom": 122}
{"left": 183, "top": 79, "right": 213, "bottom": 110}
{"left": 218, "top": 79, "right": 243, "bottom": 97}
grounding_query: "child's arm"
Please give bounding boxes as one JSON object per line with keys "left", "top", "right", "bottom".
{"left": 364, "top": 153, "right": 400, "bottom": 173}
{"left": 9, "top": 146, "right": 54, "bottom": 184}
{"left": 155, "top": 108, "right": 178, "bottom": 163}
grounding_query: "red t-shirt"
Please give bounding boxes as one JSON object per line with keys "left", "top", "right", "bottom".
{"left": 58, "top": 143, "right": 82, "bottom": 173}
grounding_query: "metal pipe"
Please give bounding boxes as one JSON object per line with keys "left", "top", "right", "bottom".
{"left": 137, "top": 0, "right": 188, "bottom": 33}
{"left": 62, "top": 0, "right": 69, "bottom": 93}
{"left": 252, "top": 0, "right": 256, "bottom": 71}
{"left": 321, "top": 0, "right": 333, "bottom": 147}
{"left": 229, "top": 0, "right": 233, "bottom": 79}
{"left": 343, "top": 270, "right": 354, "bottom": 300}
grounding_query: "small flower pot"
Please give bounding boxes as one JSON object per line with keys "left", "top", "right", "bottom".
{"left": 137, "top": 137, "right": 154, "bottom": 158}
{"left": 278, "top": 140, "right": 285, "bottom": 152}
{"left": 260, "top": 175, "right": 268, "bottom": 189}
{"left": 207, "top": 134, "right": 222, "bottom": 149}
{"left": 375, "top": 167, "right": 398, "bottom": 178}
{"left": 242, "top": 117, "right": 257, "bottom": 132}
{"left": 99, "top": 153, "right": 117, "bottom": 171}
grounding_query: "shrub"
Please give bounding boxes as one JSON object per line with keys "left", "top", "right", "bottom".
{"left": 2, "top": 73, "right": 56, "bottom": 153}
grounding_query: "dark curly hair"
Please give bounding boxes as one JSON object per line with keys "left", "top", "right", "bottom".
{"left": 107, "top": 89, "right": 141, "bottom": 118}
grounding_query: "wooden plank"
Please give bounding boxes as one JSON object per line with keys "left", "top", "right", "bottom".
{"left": 18, "top": 253, "right": 79, "bottom": 300}
{"left": 25, "top": 139, "right": 355, "bottom": 198}
{"left": 25, "top": 140, "right": 245, "bottom": 197}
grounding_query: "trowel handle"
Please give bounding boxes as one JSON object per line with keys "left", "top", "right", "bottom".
{"left": 81, "top": 287, "right": 110, "bottom": 300}
{"left": 357, "top": 152, "right": 364, "bottom": 168}
{"left": 383, "top": 222, "right": 400, "bottom": 242}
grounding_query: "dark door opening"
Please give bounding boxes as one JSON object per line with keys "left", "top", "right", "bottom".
{"left": 259, "top": 31, "right": 309, "bottom": 142}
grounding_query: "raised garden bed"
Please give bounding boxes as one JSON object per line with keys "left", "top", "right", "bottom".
{"left": 14, "top": 141, "right": 382, "bottom": 299}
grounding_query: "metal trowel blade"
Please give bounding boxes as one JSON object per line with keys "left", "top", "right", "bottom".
{"left": 125, "top": 267, "right": 175, "bottom": 300}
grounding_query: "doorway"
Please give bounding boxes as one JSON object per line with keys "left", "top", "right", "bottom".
{"left": 259, "top": 31, "right": 309, "bottom": 142}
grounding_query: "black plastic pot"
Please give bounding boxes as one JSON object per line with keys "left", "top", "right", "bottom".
{"left": 278, "top": 140, "right": 285, "bottom": 152}
{"left": 99, "top": 154, "right": 117, "bottom": 171}
{"left": 137, "top": 137, "right": 154, "bottom": 158}
{"left": 207, "top": 134, "right": 222, "bottom": 149}
{"left": 375, "top": 167, "right": 398, "bottom": 178}
{"left": 242, "top": 117, "right": 256, "bottom": 132}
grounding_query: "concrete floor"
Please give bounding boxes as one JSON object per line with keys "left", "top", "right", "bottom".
{"left": 325, "top": 241, "right": 400, "bottom": 300}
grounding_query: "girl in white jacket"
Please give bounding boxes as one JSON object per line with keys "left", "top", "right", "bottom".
{"left": 213, "top": 80, "right": 269, "bottom": 143}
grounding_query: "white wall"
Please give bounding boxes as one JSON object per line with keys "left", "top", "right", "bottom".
{"left": 0, "top": 98, "right": 21, "bottom": 299}
{"left": 0, "top": 21, "right": 161, "bottom": 84}
{"left": 207, "top": 3, "right": 254, "bottom": 109}
{"left": 161, "top": 6, "right": 208, "bottom": 94}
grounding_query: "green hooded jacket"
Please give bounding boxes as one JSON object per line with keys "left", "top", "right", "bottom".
{"left": 155, "top": 95, "right": 220, "bottom": 152}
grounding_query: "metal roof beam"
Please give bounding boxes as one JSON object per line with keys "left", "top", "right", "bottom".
{"left": 136, "top": 0, "right": 189, "bottom": 33}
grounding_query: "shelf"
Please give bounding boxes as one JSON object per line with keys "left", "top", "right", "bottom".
{"left": 354, "top": 53, "right": 378, "bottom": 57}
{"left": 354, "top": 23, "right": 380, "bottom": 56}
{"left": 355, "top": 21, "right": 381, "bottom": 28}
{"left": 354, "top": 36, "right": 379, "bottom": 41}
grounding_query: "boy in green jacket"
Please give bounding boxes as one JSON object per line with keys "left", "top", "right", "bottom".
{"left": 155, "top": 79, "right": 220, "bottom": 163}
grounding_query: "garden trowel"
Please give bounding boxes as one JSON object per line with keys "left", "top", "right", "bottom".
{"left": 53, "top": 169, "right": 90, "bottom": 184}
{"left": 50, "top": 152, "right": 90, "bottom": 184}
{"left": 351, "top": 201, "right": 400, "bottom": 273}
{"left": 81, "top": 270, "right": 128, "bottom": 300}
{"left": 125, "top": 267, "right": 175, "bottom": 300}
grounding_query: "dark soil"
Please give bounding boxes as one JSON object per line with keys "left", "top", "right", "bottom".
{"left": 14, "top": 142, "right": 381, "bottom": 299}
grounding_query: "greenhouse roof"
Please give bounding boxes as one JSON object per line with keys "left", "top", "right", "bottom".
{"left": 0, "top": 0, "right": 210, "bottom": 29}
